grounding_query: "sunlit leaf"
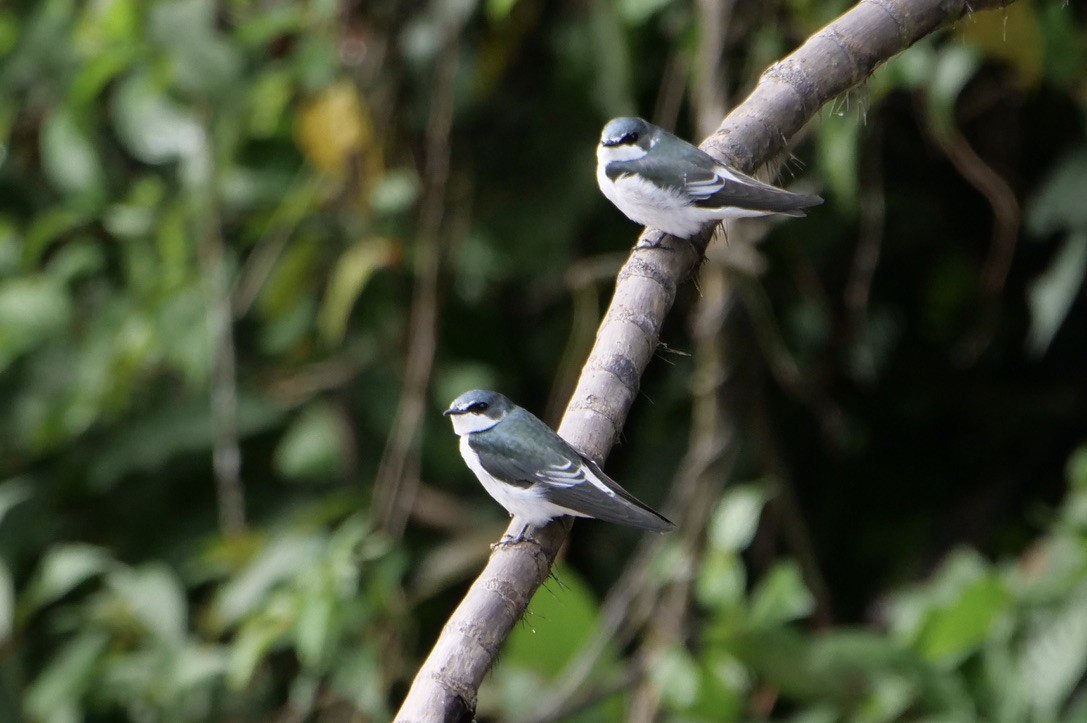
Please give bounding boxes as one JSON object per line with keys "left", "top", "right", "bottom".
{"left": 106, "top": 563, "right": 188, "bottom": 643}
{"left": 21, "top": 544, "right": 112, "bottom": 617}
{"left": 73, "top": 0, "right": 138, "bottom": 49}
{"left": 40, "top": 105, "right": 105, "bottom": 198}
{"left": 368, "top": 168, "right": 420, "bottom": 216}
{"left": 318, "top": 237, "right": 397, "bottom": 345}
{"left": 707, "top": 484, "right": 768, "bottom": 553}
{"left": 295, "top": 81, "right": 379, "bottom": 178}
{"left": 112, "top": 71, "right": 206, "bottom": 164}
{"left": 1026, "top": 231, "right": 1087, "bottom": 356}
{"left": 913, "top": 574, "right": 1010, "bottom": 666}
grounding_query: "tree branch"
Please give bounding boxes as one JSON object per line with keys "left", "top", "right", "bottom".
{"left": 394, "top": 0, "right": 1018, "bottom": 719}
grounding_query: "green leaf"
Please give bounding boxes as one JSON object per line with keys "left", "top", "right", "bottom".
{"left": 274, "top": 402, "right": 348, "bottom": 482}
{"left": 707, "top": 484, "right": 768, "bottom": 553}
{"left": 617, "top": 0, "right": 677, "bottom": 25}
{"left": 318, "top": 238, "right": 395, "bottom": 345}
{"left": 111, "top": 71, "right": 205, "bottom": 164}
{"left": 148, "top": 0, "right": 242, "bottom": 99}
{"left": 503, "top": 564, "right": 602, "bottom": 677}
{"left": 648, "top": 646, "right": 701, "bottom": 709}
{"left": 330, "top": 648, "right": 388, "bottom": 719}
{"left": 69, "top": 45, "right": 140, "bottom": 108}
{"left": 294, "top": 587, "right": 336, "bottom": 669}
{"left": 1026, "top": 147, "right": 1087, "bottom": 236}
{"left": 1067, "top": 445, "right": 1087, "bottom": 492}
{"left": 0, "top": 477, "right": 31, "bottom": 528}
{"left": 696, "top": 549, "right": 746, "bottom": 610}
{"left": 368, "top": 168, "right": 420, "bottom": 216}
{"left": 815, "top": 112, "right": 860, "bottom": 209}
{"left": 0, "top": 558, "right": 14, "bottom": 642}
{"left": 25, "top": 631, "right": 109, "bottom": 723}
{"left": 748, "top": 561, "right": 815, "bottom": 628}
{"left": 21, "top": 544, "right": 113, "bottom": 617}
{"left": 485, "top": 0, "right": 519, "bottom": 21}
{"left": 926, "top": 45, "right": 981, "bottom": 137}
{"left": 0, "top": 275, "right": 72, "bottom": 372}
{"left": 913, "top": 573, "right": 1010, "bottom": 666}
{"left": 106, "top": 563, "right": 188, "bottom": 643}
{"left": 40, "top": 105, "right": 105, "bottom": 198}
{"left": 1019, "top": 584, "right": 1087, "bottom": 719}
{"left": 228, "top": 609, "right": 293, "bottom": 688}
{"left": 213, "top": 533, "right": 323, "bottom": 628}
{"left": 1026, "top": 230, "right": 1087, "bottom": 356}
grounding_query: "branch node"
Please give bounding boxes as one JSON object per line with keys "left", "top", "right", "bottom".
{"left": 618, "top": 255, "right": 678, "bottom": 295}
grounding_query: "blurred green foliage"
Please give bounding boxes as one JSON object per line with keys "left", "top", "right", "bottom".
{"left": 0, "top": 0, "right": 1085, "bottom": 720}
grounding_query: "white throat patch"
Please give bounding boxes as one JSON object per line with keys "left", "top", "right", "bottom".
{"left": 449, "top": 412, "right": 500, "bottom": 435}
{"left": 597, "top": 143, "right": 647, "bottom": 164}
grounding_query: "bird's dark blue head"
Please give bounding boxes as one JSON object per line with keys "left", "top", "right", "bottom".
{"left": 600, "top": 117, "right": 654, "bottom": 150}
{"left": 443, "top": 390, "right": 515, "bottom": 434}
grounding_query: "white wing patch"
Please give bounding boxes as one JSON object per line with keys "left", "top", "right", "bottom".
{"left": 536, "top": 460, "right": 583, "bottom": 487}
{"left": 684, "top": 172, "right": 726, "bottom": 201}
{"left": 536, "top": 459, "right": 617, "bottom": 497}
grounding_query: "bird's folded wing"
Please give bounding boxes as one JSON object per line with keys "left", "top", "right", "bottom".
{"left": 469, "top": 432, "right": 674, "bottom": 531}
{"left": 606, "top": 155, "right": 822, "bottom": 214}
{"left": 539, "top": 455, "right": 675, "bottom": 531}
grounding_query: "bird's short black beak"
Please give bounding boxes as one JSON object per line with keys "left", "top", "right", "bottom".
{"left": 601, "top": 138, "right": 620, "bottom": 147}
{"left": 442, "top": 408, "right": 458, "bottom": 417}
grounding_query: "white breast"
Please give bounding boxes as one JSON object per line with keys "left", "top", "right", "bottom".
{"left": 596, "top": 166, "right": 706, "bottom": 238}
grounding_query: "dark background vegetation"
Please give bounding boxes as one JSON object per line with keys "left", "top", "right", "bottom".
{"left": 1, "top": 0, "right": 1085, "bottom": 720}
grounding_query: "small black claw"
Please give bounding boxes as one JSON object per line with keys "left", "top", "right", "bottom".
{"left": 633, "top": 237, "right": 676, "bottom": 251}
{"left": 490, "top": 523, "right": 538, "bottom": 551}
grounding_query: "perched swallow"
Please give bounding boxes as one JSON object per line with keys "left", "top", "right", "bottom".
{"left": 444, "top": 390, "right": 675, "bottom": 538}
{"left": 596, "top": 116, "right": 822, "bottom": 239}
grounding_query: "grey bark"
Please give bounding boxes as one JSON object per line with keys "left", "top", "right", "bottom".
{"left": 395, "top": 0, "right": 1018, "bottom": 719}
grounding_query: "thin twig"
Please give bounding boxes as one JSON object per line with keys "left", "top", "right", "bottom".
{"left": 933, "top": 124, "right": 1020, "bottom": 364}
{"left": 197, "top": 146, "right": 247, "bottom": 537}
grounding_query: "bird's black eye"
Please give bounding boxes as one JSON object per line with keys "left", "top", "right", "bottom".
{"left": 621, "top": 132, "right": 639, "bottom": 144}
{"left": 467, "top": 401, "right": 489, "bottom": 413}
